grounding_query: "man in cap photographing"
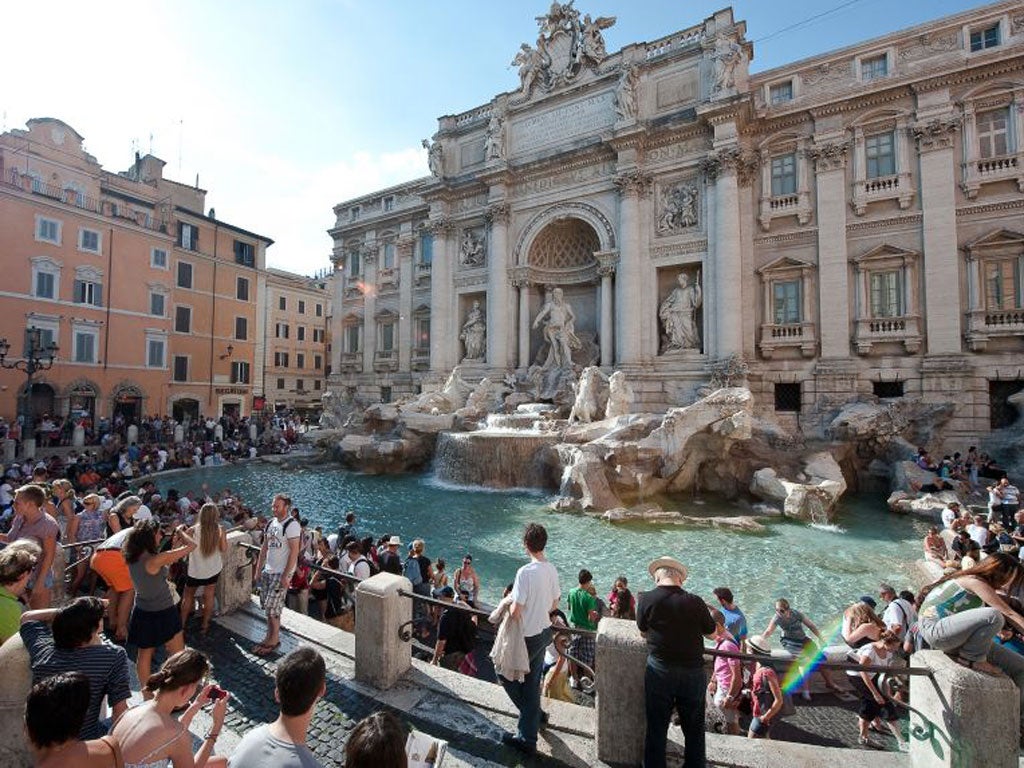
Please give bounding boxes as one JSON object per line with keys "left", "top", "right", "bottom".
{"left": 636, "top": 555, "right": 715, "bottom": 768}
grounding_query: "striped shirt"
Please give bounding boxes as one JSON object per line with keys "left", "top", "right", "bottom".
{"left": 20, "top": 620, "right": 131, "bottom": 739}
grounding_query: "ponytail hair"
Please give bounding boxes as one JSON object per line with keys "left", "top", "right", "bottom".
{"left": 144, "top": 648, "right": 209, "bottom": 694}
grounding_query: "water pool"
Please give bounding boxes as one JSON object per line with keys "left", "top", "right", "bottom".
{"left": 162, "top": 462, "right": 930, "bottom": 633}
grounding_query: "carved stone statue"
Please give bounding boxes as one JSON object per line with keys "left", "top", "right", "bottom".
{"left": 578, "top": 13, "right": 616, "bottom": 65}
{"left": 484, "top": 115, "right": 505, "bottom": 161}
{"left": 568, "top": 365, "right": 608, "bottom": 424}
{"left": 711, "top": 37, "right": 745, "bottom": 95}
{"left": 605, "top": 371, "right": 634, "bottom": 418}
{"left": 657, "top": 183, "right": 699, "bottom": 232}
{"left": 533, "top": 286, "right": 580, "bottom": 370}
{"left": 659, "top": 270, "right": 703, "bottom": 353}
{"left": 422, "top": 138, "right": 443, "bottom": 177}
{"left": 614, "top": 64, "right": 639, "bottom": 121}
{"left": 512, "top": 40, "right": 549, "bottom": 97}
{"left": 459, "top": 300, "right": 486, "bottom": 361}
{"left": 459, "top": 229, "right": 484, "bottom": 266}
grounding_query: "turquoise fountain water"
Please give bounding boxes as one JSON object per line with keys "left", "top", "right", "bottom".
{"left": 164, "top": 462, "right": 930, "bottom": 633}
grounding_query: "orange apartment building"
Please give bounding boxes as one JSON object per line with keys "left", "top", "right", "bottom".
{"left": 0, "top": 117, "right": 273, "bottom": 430}
{"left": 265, "top": 268, "right": 331, "bottom": 414}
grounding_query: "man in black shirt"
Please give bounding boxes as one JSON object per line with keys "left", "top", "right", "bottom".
{"left": 636, "top": 556, "right": 715, "bottom": 768}
{"left": 379, "top": 535, "right": 403, "bottom": 575}
{"left": 431, "top": 586, "right": 478, "bottom": 671}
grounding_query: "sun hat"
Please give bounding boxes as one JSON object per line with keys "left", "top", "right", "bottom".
{"left": 747, "top": 634, "right": 773, "bottom": 655}
{"left": 388, "top": 535, "right": 402, "bottom": 546}
{"left": 647, "top": 556, "right": 688, "bottom": 583}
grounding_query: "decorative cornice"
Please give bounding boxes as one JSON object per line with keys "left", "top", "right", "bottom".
{"left": 806, "top": 141, "right": 849, "bottom": 172}
{"left": 913, "top": 116, "right": 960, "bottom": 153}
{"left": 845, "top": 213, "right": 922, "bottom": 233}
{"left": 649, "top": 239, "right": 708, "bottom": 259}
{"left": 484, "top": 202, "right": 511, "bottom": 226}
{"left": 613, "top": 169, "right": 653, "bottom": 197}
{"left": 454, "top": 273, "right": 488, "bottom": 289}
{"left": 955, "top": 198, "right": 1024, "bottom": 217}
{"left": 753, "top": 229, "right": 818, "bottom": 247}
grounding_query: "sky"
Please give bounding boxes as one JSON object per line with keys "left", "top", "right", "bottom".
{"left": 1, "top": 0, "right": 988, "bottom": 275}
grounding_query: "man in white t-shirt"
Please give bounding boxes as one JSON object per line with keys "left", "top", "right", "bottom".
{"left": 940, "top": 501, "right": 960, "bottom": 530}
{"left": 254, "top": 493, "right": 300, "bottom": 655}
{"left": 879, "top": 584, "right": 915, "bottom": 642}
{"left": 499, "top": 523, "right": 560, "bottom": 756}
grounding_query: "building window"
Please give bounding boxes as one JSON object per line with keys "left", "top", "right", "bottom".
{"left": 383, "top": 196, "right": 394, "bottom": 212}
{"left": 235, "top": 317, "right": 248, "bottom": 340}
{"left": 382, "top": 243, "right": 395, "bottom": 269}
{"left": 230, "top": 361, "right": 250, "bottom": 384}
{"left": 298, "top": 300, "right": 305, "bottom": 314}
{"left": 73, "top": 330, "right": 97, "bottom": 364}
{"left": 146, "top": 337, "right": 166, "bottom": 368}
{"left": 176, "top": 261, "right": 193, "bottom": 289}
{"left": 873, "top": 381, "right": 904, "bottom": 399}
{"left": 237, "top": 277, "right": 250, "bottom": 301}
{"left": 151, "top": 248, "right": 168, "bottom": 269}
{"left": 869, "top": 270, "right": 903, "bottom": 317}
{"left": 770, "top": 153, "right": 797, "bottom": 197}
{"left": 233, "top": 240, "right": 255, "bottom": 267}
{"left": 276, "top": 378, "right": 285, "bottom": 390}
{"left": 345, "top": 324, "right": 360, "bottom": 353}
{"left": 313, "top": 328, "right": 324, "bottom": 343}
{"left": 73, "top": 278, "right": 103, "bottom": 306}
{"left": 275, "top": 323, "right": 289, "bottom": 339}
{"left": 350, "top": 206, "right": 360, "bottom": 221}
{"left": 774, "top": 383, "right": 801, "bottom": 412}
{"left": 772, "top": 280, "right": 801, "bottom": 324}
{"left": 865, "top": 132, "right": 896, "bottom": 179}
{"left": 977, "top": 108, "right": 1010, "bottom": 159}
{"left": 178, "top": 222, "right": 198, "bottom": 251}
{"left": 78, "top": 228, "right": 101, "bottom": 253}
{"left": 970, "top": 23, "right": 1000, "bottom": 52}
{"left": 414, "top": 317, "right": 430, "bottom": 350}
{"left": 314, "top": 380, "right": 322, "bottom": 390}
{"left": 296, "top": 353, "right": 305, "bottom": 369}
{"left": 35, "top": 270, "right": 56, "bottom": 299}
{"left": 860, "top": 53, "right": 888, "bottom": 81}
{"left": 419, "top": 234, "right": 433, "bottom": 265}
{"left": 24, "top": 324, "right": 57, "bottom": 356}
{"left": 984, "top": 258, "right": 1023, "bottom": 311}
{"left": 379, "top": 322, "right": 395, "bottom": 352}
{"left": 769, "top": 81, "right": 793, "bottom": 105}
{"left": 175, "top": 306, "right": 192, "bottom": 333}
{"left": 274, "top": 352, "right": 290, "bottom": 367}
{"left": 381, "top": 386, "right": 392, "bottom": 403}
{"left": 297, "top": 326, "right": 306, "bottom": 341}
{"left": 315, "top": 303, "right": 323, "bottom": 317}
{"left": 36, "top": 217, "right": 61, "bottom": 244}
{"left": 314, "top": 354, "right": 322, "bottom": 369}
{"left": 296, "top": 379, "right": 305, "bottom": 391}
{"left": 173, "top": 355, "right": 189, "bottom": 382}
{"left": 278, "top": 296, "right": 286, "bottom": 311}
{"left": 149, "top": 291, "right": 166, "bottom": 317}
{"left": 348, "top": 250, "right": 362, "bottom": 278}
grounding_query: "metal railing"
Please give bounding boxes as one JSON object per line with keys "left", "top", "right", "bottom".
{"left": 61, "top": 537, "right": 107, "bottom": 573}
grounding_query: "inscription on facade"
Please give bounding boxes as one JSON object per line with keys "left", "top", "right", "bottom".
{"left": 511, "top": 90, "right": 615, "bottom": 154}
{"left": 655, "top": 68, "right": 698, "bottom": 110}
{"left": 512, "top": 160, "right": 615, "bottom": 196}
{"left": 460, "top": 139, "right": 486, "bottom": 169}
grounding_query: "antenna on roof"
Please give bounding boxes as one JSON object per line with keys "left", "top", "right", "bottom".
{"left": 149, "top": 132, "right": 153, "bottom": 156}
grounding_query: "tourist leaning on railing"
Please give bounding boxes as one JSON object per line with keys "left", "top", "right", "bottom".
{"left": 0, "top": 544, "right": 37, "bottom": 642}
{"left": 25, "top": 671, "right": 124, "bottom": 768}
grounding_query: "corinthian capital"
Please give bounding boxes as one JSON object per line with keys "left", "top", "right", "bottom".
{"left": 485, "top": 202, "right": 511, "bottom": 226}
{"left": 806, "top": 141, "right": 849, "bottom": 172}
{"left": 425, "top": 216, "right": 455, "bottom": 236}
{"left": 613, "top": 169, "right": 653, "bottom": 198}
{"left": 913, "top": 116, "right": 960, "bottom": 153}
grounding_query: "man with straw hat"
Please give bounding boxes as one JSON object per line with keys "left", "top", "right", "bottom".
{"left": 636, "top": 555, "right": 714, "bottom": 768}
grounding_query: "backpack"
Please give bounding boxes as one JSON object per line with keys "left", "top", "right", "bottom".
{"left": 403, "top": 556, "right": 424, "bottom": 585}
{"left": 353, "top": 556, "right": 380, "bottom": 578}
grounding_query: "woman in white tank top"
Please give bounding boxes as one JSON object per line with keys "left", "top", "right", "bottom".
{"left": 180, "top": 503, "right": 227, "bottom": 635}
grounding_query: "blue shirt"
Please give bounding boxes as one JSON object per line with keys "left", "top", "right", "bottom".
{"left": 720, "top": 604, "right": 748, "bottom": 641}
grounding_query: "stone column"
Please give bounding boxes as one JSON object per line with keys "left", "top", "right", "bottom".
{"left": 513, "top": 269, "right": 531, "bottom": 369}
{"left": 397, "top": 237, "right": 415, "bottom": 372}
{"left": 810, "top": 139, "right": 851, "bottom": 357}
{"left": 909, "top": 650, "right": 1018, "bottom": 768}
{"left": 216, "top": 530, "right": 255, "bottom": 615}
{"left": 595, "top": 250, "right": 618, "bottom": 367}
{"left": 614, "top": 170, "right": 651, "bottom": 365}
{"left": 706, "top": 151, "right": 743, "bottom": 358}
{"left": 486, "top": 202, "right": 511, "bottom": 368}
{"left": 595, "top": 618, "right": 647, "bottom": 765}
{"left": 360, "top": 244, "right": 378, "bottom": 374}
{"left": 428, "top": 219, "right": 453, "bottom": 374}
{"left": 355, "top": 572, "right": 412, "bottom": 690}
{"left": 915, "top": 116, "right": 962, "bottom": 354}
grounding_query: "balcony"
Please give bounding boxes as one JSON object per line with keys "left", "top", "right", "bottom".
{"left": 965, "top": 307, "right": 1024, "bottom": 352}
{"left": 411, "top": 346, "right": 430, "bottom": 371}
{"left": 853, "top": 315, "right": 922, "bottom": 355}
{"left": 378, "top": 267, "right": 399, "bottom": 293}
{"left": 962, "top": 151, "right": 1024, "bottom": 199}
{"left": 758, "top": 191, "right": 811, "bottom": 231}
{"left": 758, "top": 322, "right": 816, "bottom": 359}
{"left": 340, "top": 352, "right": 362, "bottom": 373}
{"left": 851, "top": 171, "right": 913, "bottom": 215}
{"left": 374, "top": 349, "right": 399, "bottom": 372}
{"left": 414, "top": 262, "right": 432, "bottom": 285}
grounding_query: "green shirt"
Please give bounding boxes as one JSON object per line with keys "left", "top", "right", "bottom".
{"left": 0, "top": 586, "right": 23, "bottom": 644}
{"left": 568, "top": 586, "right": 598, "bottom": 631}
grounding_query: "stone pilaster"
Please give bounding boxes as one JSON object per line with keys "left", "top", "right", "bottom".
{"left": 360, "top": 244, "right": 377, "bottom": 374}
{"left": 510, "top": 266, "right": 531, "bottom": 368}
{"left": 915, "top": 116, "right": 962, "bottom": 354}
{"left": 427, "top": 217, "right": 454, "bottom": 373}
{"left": 396, "top": 237, "right": 415, "bottom": 371}
{"left": 595, "top": 250, "right": 618, "bottom": 367}
{"left": 809, "top": 138, "right": 851, "bottom": 358}
{"left": 704, "top": 149, "right": 743, "bottom": 358}
{"left": 485, "top": 202, "right": 511, "bottom": 368}
{"left": 613, "top": 169, "right": 652, "bottom": 364}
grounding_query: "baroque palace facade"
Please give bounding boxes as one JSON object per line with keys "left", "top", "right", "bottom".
{"left": 328, "top": 2, "right": 1024, "bottom": 441}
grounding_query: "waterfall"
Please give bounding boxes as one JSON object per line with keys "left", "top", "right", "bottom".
{"left": 434, "top": 431, "right": 561, "bottom": 489}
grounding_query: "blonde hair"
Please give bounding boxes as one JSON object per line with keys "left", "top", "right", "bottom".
{"left": 197, "top": 503, "right": 221, "bottom": 558}
{"left": 412, "top": 539, "right": 425, "bottom": 555}
{"left": 52, "top": 479, "right": 74, "bottom": 498}
{"left": 845, "top": 601, "right": 884, "bottom": 630}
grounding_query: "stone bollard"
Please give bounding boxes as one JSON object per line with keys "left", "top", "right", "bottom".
{"left": 72, "top": 424, "right": 85, "bottom": 448}
{"left": 354, "top": 572, "right": 412, "bottom": 690}
{"left": 216, "top": 530, "right": 254, "bottom": 615}
{"left": 214, "top": 424, "right": 224, "bottom": 441}
{"left": 249, "top": 423, "right": 257, "bottom": 441}
{"left": 909, "top": 650, "right": 1019, "bottom": 768}
{"left": 174, "top": 424, "right": 184, "bottom": 444}
{"left": 595, "top": 617, "right": 648, "bottom": 765}
{"left": 126, "top": 424, "right": 138, "bottom": 445}
{"left": 0, "top": 634, "right": 33, "bottom": 768}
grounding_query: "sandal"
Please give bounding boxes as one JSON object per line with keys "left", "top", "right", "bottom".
{"left": 955, "top": 656, "right": 1003, "bottom": 676}
{"left": 252, "top": 641, "right": 281, "bottom": 656}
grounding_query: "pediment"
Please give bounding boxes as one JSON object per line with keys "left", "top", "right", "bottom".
{"left": 374, "top": 308, "right": 399, "bottom": 321}
{"left": 341, "top": 312, "right": 363, "bottom": 324}
{"left": 850, "top": 243, "right": 918, "bottom": 264}
{"left": 964, "top": 229, "right": 1024, "bottom": 253}
{"left": 412, "top": 303, "right": 431, "bottom": 315}
{"left": 756, "top": 255, "right": 814, "bottom": 274}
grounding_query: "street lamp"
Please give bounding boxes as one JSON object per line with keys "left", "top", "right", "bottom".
{"left": 0, "top": 328, "right": 59, "bottom": 459}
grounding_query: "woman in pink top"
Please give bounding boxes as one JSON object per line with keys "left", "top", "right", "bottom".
{"left": 707, "top": 608, "right": 742, "bottom": 735}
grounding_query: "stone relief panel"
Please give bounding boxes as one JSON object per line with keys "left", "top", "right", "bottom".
{"left": 654, "top": 67, "right": 699, "bottom": 111}
{"left": 459, "top": 227, "right": 487, "bottom": 268}
{"left": 655, "top": 178, "right": 701, "bottom": 236}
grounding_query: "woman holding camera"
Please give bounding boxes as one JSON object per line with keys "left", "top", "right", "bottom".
{"left": 124, "top": 520, "right": 196, "bottom": 695}
{"left": 112, "top": 648, "right": 228, "bottom": 768}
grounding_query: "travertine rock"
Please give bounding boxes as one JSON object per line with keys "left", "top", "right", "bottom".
{"left": 749, "top": 452, "right": 847, "bottom": 523}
